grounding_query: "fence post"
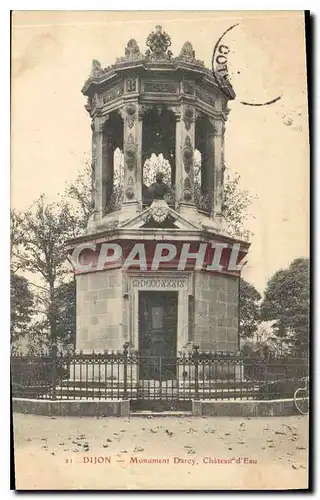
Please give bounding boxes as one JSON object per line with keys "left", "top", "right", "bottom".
{"left": 123, "top": 343, "right": 129, "bottom": 400}
{"left": 193, "top": 345, "right": 199, "bottom": 400}
{"left": 51, "top": 344, "right": 57, "bottom": 400}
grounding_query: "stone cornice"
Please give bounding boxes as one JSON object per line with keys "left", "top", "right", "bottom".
{"left": 82, "top": 60, "right": 235, "bottom": 100}
{"left": 66, "top": 227, "right": 250, "bottom": 251}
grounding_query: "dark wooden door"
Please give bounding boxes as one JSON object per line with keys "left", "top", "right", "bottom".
{"left": 138, "top": 291, "right": 178, "bottom": 380}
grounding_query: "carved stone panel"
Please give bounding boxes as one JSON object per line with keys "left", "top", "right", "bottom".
{"left": 183, "top": 136, "right": 193, "bottom": 173}
{"left": 142, "top": 81, "right": 178, "bottom": 94}
{"left": 183, "top": 106, "right": 194, "bottom": 131}
{"left": 102, "top": 86, "right": 124, "bottom": 104}
{"left": 125, "top": 103, "right": 137, "bottom": 128}
{"left": 126, "top": 78, "right": 137, "bottom": 92}
{"left": 183, "top": 177, "right": 193, "bottom": 201}
{"left": 182, "top": 80, "right": 195, "bottom": 95}
{"left": 124, "top": 133, "right": 137, "bottom": 171}
{"left": 195, "top": 88, "right": 216, "bottom": 108}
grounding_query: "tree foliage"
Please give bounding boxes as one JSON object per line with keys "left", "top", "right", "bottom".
{"left": 239, "top": 278, "right": 261, "bottom": 339}
{"left": 223, "top": 170, "right": 255, "bottom": 241}
{"left": 10, "top": 271, "right": 34, "bottom": 351}
{"left": 55, "top": 279, "right": 76, "bottom": 348}
{"left": 260, "top": 258, "right": 309, "bottom": 354}
{"left": 10, "top": 196, "right": 79, "bottom": 351}
{"left": 64, "top": 160, "right": 93, "bottom": 230}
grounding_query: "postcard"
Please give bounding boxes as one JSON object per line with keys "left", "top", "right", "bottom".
{"left": 11, "top": 10, "right": 309, "bottom": 490}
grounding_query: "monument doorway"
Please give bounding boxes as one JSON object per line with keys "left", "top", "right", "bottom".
{"left": 138, "top": 291, "right": 178, "bottom": 380}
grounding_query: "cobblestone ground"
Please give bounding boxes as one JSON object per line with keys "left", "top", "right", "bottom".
{"left": 13, "top": 413, "right": 308, "bottom": 490}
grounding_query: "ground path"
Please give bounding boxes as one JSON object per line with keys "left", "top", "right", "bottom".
{"left": 13, "top": 413, "right": 308, "bottom": 490}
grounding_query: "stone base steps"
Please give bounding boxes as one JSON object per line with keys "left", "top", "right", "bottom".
{"left": 14, "top": 380, "right": 260, "bottom": 401}
{"left": 130, "top": 411, "right": 194, "bottom": 417}
{"left": 58, "top": 379, "right": 255, "bottom": 389}
{"left": 55, "top": 385, "right": 259, "bottom": 401}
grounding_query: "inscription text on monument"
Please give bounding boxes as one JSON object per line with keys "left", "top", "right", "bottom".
{"left": 132, "top": 278, "right": 186, "bottom": 289}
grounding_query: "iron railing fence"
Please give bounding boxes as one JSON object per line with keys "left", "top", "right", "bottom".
{"left": 11, "top": 344, "right": 309, "bottom": 402}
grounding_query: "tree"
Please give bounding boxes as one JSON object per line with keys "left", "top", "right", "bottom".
{"left": 11, "top": 208, "right": 28, "bottom": 274}
{"left": 64, "top": 160, "right": 93, "bottom": 230}
{"left": 10, "top": 271, "right": 34, "bottom": 352}
{"left": 260, "top": 258, "right": 309, "bottom": 354}
{"left": 222, "top": 170, "right": 256, "bottom": 241}
{"left": 143, "top": 153, "right": 171, "bottom": 186}
{"left": 55, "top": 280, "right": 76, "bottom": 349}
{"left": 13, "top": 195, "right": 79, "bottom": 352}
{"left": 239, "top": 278, "right": 261, "bottom": 339}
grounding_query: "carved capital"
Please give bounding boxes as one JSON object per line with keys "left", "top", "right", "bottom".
{"left": 195, "top": 109, "right": 204, "bottom": 121}
{"left": 92, "top": 115, "right": 109, "bottom": 133}
{"left": 138, "top": 103, "right": 153, "bottom": 119}
{"left": 167, "top": 105, "right": 181, "bottom": 120}
{"left": 119, "top": 103, "right": 137, "bottom": 129}
{"left": 213, "top": 120, "right": 224, "bottom": 137}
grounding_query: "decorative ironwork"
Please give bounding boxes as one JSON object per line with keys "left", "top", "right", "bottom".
{"left": 145, "top": 25, "right": 172, "bottom": 61}
{"left": 11, "top": 348, "right": 308, "bottom": 403}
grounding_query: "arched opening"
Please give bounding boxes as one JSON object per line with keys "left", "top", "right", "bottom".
{"left": 142, "top": 153, "right": 174, "bottom": 206}
{"left": 103, "top": 111, "right": 124, "bottom": 213}
{"left": 142, "top": 106, "right": 176, "bottom": 206}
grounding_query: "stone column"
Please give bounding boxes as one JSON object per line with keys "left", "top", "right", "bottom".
{"left": 203, "top": 127, "right": 215, "bottom": 213}
{"left": 91, "top": 115, "right": 109, "bottom": 217}
{"left": 120, "top": 103, "right": 141, "bottom": 217}
{"left": 212, "top": 119, "right": 226, "bottom": 226}
{"left": 176, "top": 104, "right": 197, "bottom": 219}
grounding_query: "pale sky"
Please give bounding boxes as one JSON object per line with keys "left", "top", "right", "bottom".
{"left": 11, "top": 11, "right": 310, "bottom": 293}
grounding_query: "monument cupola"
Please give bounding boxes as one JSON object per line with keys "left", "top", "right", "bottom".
{"left": 82, "top": 25, "right": 235, "bottom": 233}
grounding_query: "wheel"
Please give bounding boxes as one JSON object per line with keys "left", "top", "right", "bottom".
{"left": 294, "top": 388, "right": 309, "bottom": 415}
